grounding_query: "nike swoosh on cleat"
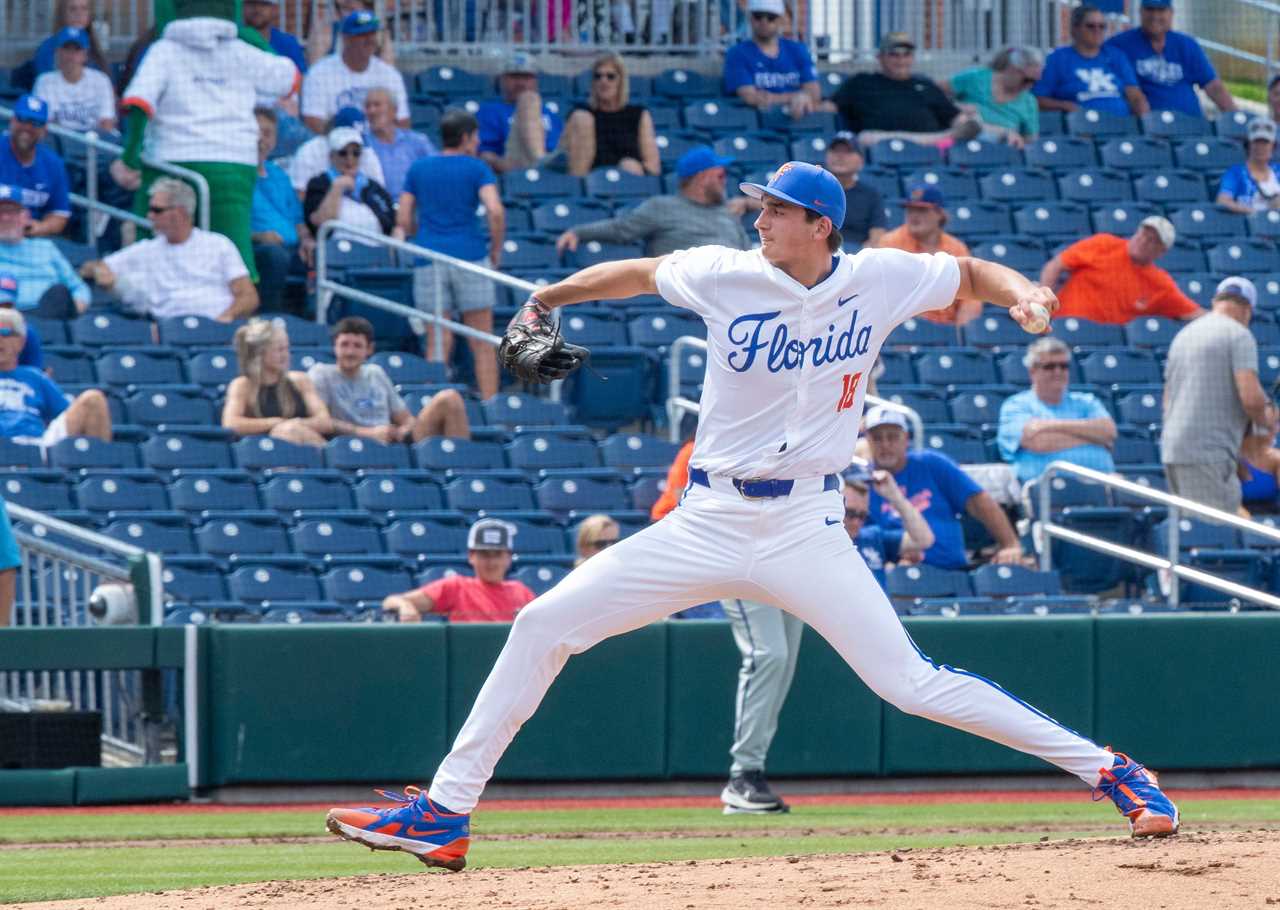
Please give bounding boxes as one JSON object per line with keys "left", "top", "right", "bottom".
{"left": 824, "top": 517, "right": 841, "bottom": 526}
{"left": 838, "top": 295, "right": 856, "bottom": 307}
{"left": 405, "top": 826, "right": 449, "bottom": 838}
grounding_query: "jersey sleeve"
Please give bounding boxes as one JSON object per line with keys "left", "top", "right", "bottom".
{"left": 722, "top": 44, "right": 754, "bottom": 93}
{"left": 121, "top": 40, "right": 170, "bottom": 115}
{"left": 872, "top": 248, "right": 962, "bottom": 324}
{"left": 654, "top": 245, "right": 729, "bottom": 318}
{"left": 995, "top": 393, "right": 1034, "bottom": 461}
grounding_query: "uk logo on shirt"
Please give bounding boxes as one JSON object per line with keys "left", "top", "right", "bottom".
{"left": 1136, "top": 56, "right": 1183, "bottom": 86}
{"left": 1074, "top": 67, "right": 1120, "bottom": 100}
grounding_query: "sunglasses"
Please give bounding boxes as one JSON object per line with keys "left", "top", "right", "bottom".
{"left": 1081, "top": 21, "right": 1107, "bottom": 30}
{"left": 147, "top": 204, "right": 172, "bottom": 215}
{"left": 1035, "top": 361, "right": 1070, "bottom": 372}
{"left": 334, "top": 148, "right": 361, "bottom": 158}
{"left": 593, "top": 70, "right": 619, "bottom": 81}
{"left": 751, "top": 12, "right": 779, "bottom": 21}
{"left": 0, "top": 327, "right": 16, "bottom": 338}
{"left": 844, "top": 508, "right": 869, "bottom": 521}
{"left": 586, "top": 537, "right": 619, "bottom": 549}
{"left": 885, "top": 48, "right": 914, "bottom": 57}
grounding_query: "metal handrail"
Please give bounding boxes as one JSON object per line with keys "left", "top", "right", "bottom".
{"left": 664, "top": 335, "right": 925, "bottom": 447}
{"left": 1035, "top": 461, "right": 1280, "bottom": 611}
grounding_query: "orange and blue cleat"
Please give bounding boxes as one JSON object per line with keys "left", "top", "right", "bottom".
{"left": 1093, "top": 752, "right": 1180, "bottom": 838}
{"left": 326, "top": 786, "right": 471, "bottom": 871}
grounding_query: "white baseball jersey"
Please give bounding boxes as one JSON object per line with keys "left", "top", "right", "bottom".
{"left": 33, "top": 68, "right": 116, "bottom": 132}
{"left": 122, "top": 18, "right": 299, "bottom": 167}
{"left": 300, "top": 55, "right": 410, "bottom": 125}
{"left": 103, "top": 227, "right": 248, "bottom": 320}
{"left": 655, "top": 245, "right": 960, "bottom": 478}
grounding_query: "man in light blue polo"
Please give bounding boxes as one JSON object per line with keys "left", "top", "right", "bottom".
{"left": 0, "top": 183, "right": 89, "bottom": 317}
{"left": 0, "top": 95, "right": 71, "bottom": 238}
{"left": 997, "top": 337, "right": 1117, "bottom": 485}
{"left": 1104, "top": 0, "right": 1236, "bottom": 117}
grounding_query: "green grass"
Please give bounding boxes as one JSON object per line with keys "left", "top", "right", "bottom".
{"left": 1227, "top": 79, "right": 1266, "bottom": 103}
{"left": 1, "top": 798, "right": 1278, "bottom": 904}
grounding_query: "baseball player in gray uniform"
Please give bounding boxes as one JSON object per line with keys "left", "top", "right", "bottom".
{"left": 327, "top": 162, "right": 1180, "bottom": 871}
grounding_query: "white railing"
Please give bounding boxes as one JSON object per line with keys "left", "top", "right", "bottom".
{"left": 1035, "top": 461, "right": 1280, "bottom": 611}
{"left": 665, "top": 335, "right": 924, "bottom": 446}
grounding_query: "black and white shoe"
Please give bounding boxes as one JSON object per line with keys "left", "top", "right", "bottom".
{"left": 721, "top": 771, "right": 790, "bottom": 814}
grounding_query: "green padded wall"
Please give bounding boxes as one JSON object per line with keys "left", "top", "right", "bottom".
{"left": 205, "top": 624, "right": 448, "bottom": 785}
{"left": 0, "top": 627, "right": 157, "bottom": 671}
{"left": 446, "top": 623, "right": 667, "bottom": 780}
{"left": 664, "top": 619, "right": 744, "bottom": 776}
{"left": 881, "top": 617, "right": 1095, "bottom": 775}
{"left": 75, "top": 766, "right": 190, "bottom": 804}
{"left": 0, "top": 769, "right": 75, "bottom": 806}
{"left": 1094, "top": 613, "right": 1280, "bottom": 769}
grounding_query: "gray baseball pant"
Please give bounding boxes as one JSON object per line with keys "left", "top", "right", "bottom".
{"left": 722, "top": 598, "right": 805, "bottom": 776}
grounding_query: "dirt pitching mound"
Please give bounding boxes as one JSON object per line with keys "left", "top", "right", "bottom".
{"left": 12, "top": 829, "right": 1280, "bottom": 910}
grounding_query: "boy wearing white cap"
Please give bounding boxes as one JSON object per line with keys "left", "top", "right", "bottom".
{"left": 724, "top": 0, "right": 829, "bottom": 120}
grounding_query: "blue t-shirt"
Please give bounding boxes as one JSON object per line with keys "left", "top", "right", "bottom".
{"left": 0, "top": 366, "right": 68, "bottom": 439}
{"left": 1217, "top": 162, "right": 1280, "bottom": 211}
{"left": 269, "top": 27, "right": 308, "bottom": 74}
{"left": 722, "top": 38, "right": 818, "bottom": 95}
{"left": 0, "top": 139, "right": 71, "bottom": 221}
{"left": 1104, "top": 28, "right": 1214, "bottom": 117}
{"left": 868, "top": 450, "right": 982, "bottom": 571}
{"left": 252, "top": 161, "right": 303, "bottom": 246}
{"left": 476, "top": 100, "right": 563, "bottom": 158}
{"left": 996, "top": 389, "right": 1116, "bottom": 484}
{"left": 855, "top": 524, "right": 903, "bottom": 593}
{"left": 402, "top": 153, "right": 496, "bottom": 261}
{"left": 367, "top": 129, "right": 437, "bottom": 200}
{"left": 1242, "top": 459, "right": 1279, "bottom": 504}
{"left": 1033, "top": 44, "right": 1138, "bottom": 117}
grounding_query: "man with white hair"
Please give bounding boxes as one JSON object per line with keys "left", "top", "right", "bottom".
{"left": 997, "top": 337, "right": 1117, "bottom": 485}
{"left": 1040, "top": 216, "right": 1203, "bottom": 324}
{"left": 79, "top": 178, "right": 259, "bottom": 322}
{"left": 0, "top": 308, "right": 112, "bottom": 446}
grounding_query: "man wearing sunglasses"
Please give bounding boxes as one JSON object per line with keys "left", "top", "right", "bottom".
{"left": 843, "top": 464, "right": 933, "bottom": 591}
{"left": 996, "top": 337, "right": 1117, "bottom": 485}
{"left": 1033, "top": 4, "right": 1148, "bottom": 117}
{"left": 723, "top": 0, "right": 828, "bottom": 120}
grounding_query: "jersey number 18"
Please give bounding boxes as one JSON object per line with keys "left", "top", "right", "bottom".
{"left": 835, "top": 372, "right": 863, "bottom": 413}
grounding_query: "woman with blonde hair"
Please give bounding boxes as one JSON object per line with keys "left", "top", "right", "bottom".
{"left": 573, "top": 514, "right": 620, "bottom": 567}
{"left": 33, "top": 0, "right": 111, "bottom": 79}
{"left": 221, "top": 318, "right": 332, "bottom": 447}
{"left": 562, "top": 52, "right": 659, "bottom": 177}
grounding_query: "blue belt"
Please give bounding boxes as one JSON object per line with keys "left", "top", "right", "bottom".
{"left": 689, "top": 467, "right": 839, "bottom": 499}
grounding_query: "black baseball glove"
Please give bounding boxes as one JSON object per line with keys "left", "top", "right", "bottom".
{"left": 498, "top": 298, "right": 589, "bottom": 384}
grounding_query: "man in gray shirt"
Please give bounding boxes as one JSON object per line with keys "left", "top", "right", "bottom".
{"left": 555, "top": 146, "right": 752, "bottom": 257}
{"left": 308, "top": 316, "right": 470, "bottom": 443}
{"left": 1161, "top": 277, "right": 1275, "bottom": 515}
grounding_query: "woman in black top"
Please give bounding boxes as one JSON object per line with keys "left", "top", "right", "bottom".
{"left": 563, "top": 52, "right": 660, "bottom": 177}
{"left": 222, "top": 318, "right": 332, "bottom": 447}
{"left": 304, "top": 127, "right": 397, "bottom": 237}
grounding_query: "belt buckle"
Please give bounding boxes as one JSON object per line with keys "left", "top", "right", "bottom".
{"left": 737, "top": 478, "right": 769, "bottom": 500}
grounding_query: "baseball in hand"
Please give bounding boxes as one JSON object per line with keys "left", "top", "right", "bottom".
{"left": 1023, "top": 302, "right": 1050, "bottom": 334}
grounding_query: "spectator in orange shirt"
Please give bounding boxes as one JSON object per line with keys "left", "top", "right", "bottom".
{"left": 1040, "top": 216, "right": 1204, "bottom": 324}
{"left": 381, "top": 518, "right": 536, "bottom": 622}
{"left": 877, "top": 184, "right": 982, "bottom": 326}
{"left": 650, "top": 437, "right": 694, "bottom": 521}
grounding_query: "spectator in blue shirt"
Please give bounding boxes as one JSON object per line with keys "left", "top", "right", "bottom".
{"left": 864, "top": 406, "right": 1025, "bottom": 569}
{"left": 0, "top": 273, "right": 44, "bottom": 370}
{"left": 0, "top": 184, "right": 89, "bottom": 318}
{"left": 723, "top": 0, "right": 831, "bottom": 120}
{"left": 396, "top": 109, "right": 505, "bottom": 400}
{"left": 252, "top": 108, "right": 313, "bottom": 315}
{"left": 363, "top": 87, "right": 436, "bottom": 199}
{"left": 842, "top": 464, "right": 933, "bottom": 592}
{"left": 1034, "top": 5, "right": 1148, "bottom": 118}
{"left": 477, "top": 52, "right": 564, "bottom": 174}
{"left": 1104, "top": 0, "right": 1235, "bottom": 118}
{"left": 243, "top": 0, "right": 309, "bottom": 73}
{"left": 0, "top": 96, "right": 72, "bottom": 238}
{"left": 1216, "top": 118, "right": 1280, "bottom": 215}
{"left": 997, "top": 338, "right": 1117, "bottom": 485}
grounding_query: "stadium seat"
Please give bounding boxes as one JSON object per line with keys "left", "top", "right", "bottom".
{"left": 563, "top": 348, "right": 654, "bottom": 426}
{"left": 507, "top": 432, "right": 600, "bottom": 470}
{"left": 1004, "top": 596, "right": 1096, "bottom": 615}
{"left": 1112, "top": 389, "right": 1163, "bottom": 427}
{"left": 885, "top": 564, "right": 972, "bottom": 600}
{"left": 920, "top": 425, "right": 986, "bottom": 464}
{"left": 1057, "top": 168, "right": 1132, "bottom": 203}
{"left": 1124, "top": 317, "right": 1184, "bottom": 352}
{"left": 1173, "top": 137, "right": 1243, "bottom": 172}
{"left": 1049, "top": 316, "right": 1125, "bottom": 348}
{"left": 229, "top": 562, "right": 321, "bottom": 603}
{"left": 878, "top": 386, "right": 949, "bottom": 423}
{"left": 69, "top": 312, "right": 153, "bottom": 347}
{"left": 915, "top": 348, "right": 998, "bottom": 386}
{"left": 481, "top": 393, "right": 567, "bottom": 428}
{"left": 168, "top": 470, "right": 259, "bottom": 512}
{"left": 946, "top": 138, "right": 1021, "bottom": 170}
{"left": 961, "top": 310, "right": 1036, "bottom": 348}
{"left": 413, "top": 436, "right": 507, "bottom": 471}
{"left": 628, "top": 472, "right": 666, "bottom": 512}
{"left": 529, "top": 199, "right": 611, "bottom": 235}
{"left": 186, "top": 349, "right": 239, "bottom": 391}
{"left": 0, "top": 439, "right": 42, "bottom": 470}
{"left": 901, "top": 166, "right": 980, "bottom": 202}
{"left": 384, "top": 516, "right": 469, "bottom": 560}
{"left": 1132, "top": 170, "right": 1208, "bottom": 206}
{"left": 1078, "top": 350, "right": 1160, "bottom": 385}
{"left": 1089, "top": 202, "right": 1159, "bottom": 236}
{"left": 534, "top": 475, "right": 628, "bottom": 515}
{"left": 232, "top": 436, "right": 325, "bottom": 471}
{"left": 858, "top": 166, "right": 901, "bottom": 200}
{"left": 95, "top": 349, "right": 185, "bottom": 386}
{"left": 585, "top": 167, "right": 662, "bottom": 201}
{"left": 946, "top": 200, "right": 1012, "bottom": 237}
{"left": 291, "top": 516, "right": 384, "bottom": 558}
{"left": 571, "top": 240, "right": 646, "bottom": 268}
{"left": 1066, "top": 109, "right": 1137, "bottom": 140}
{"left": 353, "top": 472, "right": 443, "bottom": 514}
{"left": 653, "top": 68, "right": 718, "bottom": 99}
{"left": 157, "top": 316, "right": 238, "bottom": 348}
{"left": 1142, "top": 108, "right": 1210, "bottom": 140}
{"left": 1255, "top": 277, "right": 1280, "bottom": 313}
{"left": 511, "top": 563, "right": 568, "bottom": 596}
{"left": 445, "top": 475, "right": 535, "bottom": 511}
{"left": 1173, "top": 273, "right": 1219, "bottom": 307}
{"left": 101, "top": 513, "right": 194, "bottom": 553}
{"left": 1098, "top": 137, "right": 1173, "bottom": 172}
{"left": 715, "top": 134, "right": 787, "bottom": 167}
{"left": 977, "top": 168, "right": 1056, "bottom": 203}
{"left": 323, "top": 234, "right": 392, "bottom": 271}
{"left": 260, "top": 470, "right": 354, "bottom": 513}
{"left": 1149, "top": 239, "right": 1206, "bottom": 273}
{"left": 876, "top": 350, "right": 916, "bottom": 385}
{"left": 260, "top": 604, "right": 345, "bottom": 624}
{"left": 947, "top": 389, "right": 1008, "bottom": 427}
{"left": 1151, "top": 516, "right": 1239, "bottom": 553}
{"left": 655, "top": 129, "right": 706, "bottom": 168}
{"left": 759, "top": 107, "right": 838, "bottom": 135}
{"left": 1247, "top": 208, "right": 1280, "bottom": 241}
{"left": 627, "top": 311, "right": 704, "bottom": 349}
{"left": 74, "top": 472, "right": 168, "bottom": 515}
{"left": 1023, "top": 136, "right": 1096, "bottom": 171}
{"left": 885, "top": 316, "right": 960, "bottom": 348}
{"left": 1209, "top": 240, "right": 1280, "bottom": 274}
{"left": 501, "top": 168, "right": 582, "bottom": 200}
{"left": 321, "top": 564, "right": 413, "bottom": 605}
{"left": 415, "top": 64, "right": 490, "bottom": 97}
{"left": 971, "top": 564, "right": 1063, "bottom": 598}
{"left": 498, "top": 237, "right": 557, "bottom": 270}
{"left": 1031, "top": 471, "right": 1112, "bottom": 511}
{"left": 0, "top": 472, "right": 73, "bottom": 512}
{"left": 1169, "top": 205, "right": 1246, "bottom": 241}
{"left": 560, "top": 310, "right": 629, "bottom": 348}
{"left": 324, "top": 436, "right": 412, "bottom": 471}
{"left": 970, "top": 237, "right": 1046, "bottom": 272}
{"left": 787, "top": 134, "right": 832, "bottom": 165}
{"left": 1113, "top": 424, "right": 1160, "bottom": 464}
{"left": 598, "top": 433, "right": 681, "bottom": 470}
{"left": 124, "top": 389, "right": 216, "bottom": 427}
{"left": 867, "top": 138, "right": 942, "bottom": 169}
{"left": 48, "top": 436, "right": 139, "bottom": 470}
{"left": 162, "top": 555, "right": 228, "bottom": 603}
{"left": 195, "top": 513, "right": 290, "bottom": 557}
{"left": 26, "top": 315, "right": 67, "bottom": 345}
{"left": 1013, "top": 201, "right": 1090, "bottom": 239}
{"left": 496, "top": 518, "right": 569, "bottom": 556}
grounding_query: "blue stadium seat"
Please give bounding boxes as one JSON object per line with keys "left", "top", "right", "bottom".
{"left": 571, "top": 240, "right": 645, "bottom": 268}
{"left": 915, "top": 348, "right": 998, "bottom": 386}
{"left": 323, "top": 234, "right": 392, "bottom": 271}
{"left": 996, "top": 351, "right": 1084, "bottom": 385}
{"left": 168, "top": 469, "right": 258, "bottom": 512}
{"left": 585, "top": 168, "right": 663, "bottom": 201}
{"left": 369, "top": 352, "right": 447, "bottom": 385}
{"left": 1023, "top": 136, "right": 1096, "bottom": 171}
{"left": 186, "top": 349, "right": 238, "bottom": 392}
{"left": 560, "top": 310, "right": 628, "bottom": 348}
{"left": 229, "top": 562, "right": 321, "bottom": 602}
{"left": 1012, "top": 201, "right": 1091, "bottom": 240}
{"left": 1247, "top": 208, "right": 1280, "bottom": 241}
{"left": 1123, "top": 315, "right": 1183, "bottom": 350}
{"left": 0, "top": 439, "right": 42, "bottom": 469}
{"left": 507, "top": 432, "right": 600, "bottom": 470}
{"left": 1049, "top": 317, "right": 1125, "bottom": 348}
{"left": 1173, "top": 137, "right": 1243, "bottom": 172}
{"left": 1209, "top": 240, "right": 1280, "bottom": 274}
{"left": 1215, "top": 109, "right": 1256, "bottom": 141}
{"left": 497, "top": 237, "right": 557, "bottom": 271}
{"left": 530, "top": 199, "right": 611, "bottom": 234}
{"left": 599, "top": 433, "right": 680, "bottom": 470}
{"left": 352, "top": 471, "right": 443, "bottom": 514}
{"left": 292, "top": 348, "right": 333, "bottom": 372}
{"left": 885, "top": 316, "right": 961, "bottom": 348}
{"left": 157, "top": 316, "right": 238, "bottom": 348}
{"left": 713, "top": 134, "right": 786, "bottom": 167}
{"left": 655, "top": 130, "right": 706, "bottom": 168}
{"left": 1173, "top": 273, "right": 1219, "bottom": 307}
{"left": 511, "top": 563, "right": 568, "bottom": 596}
{"left": 1057, "top": 168, "right": 1133, "bottom": 203}
{"left": 26, "top": 316, "right": 68, "bottom": 345}
{"left": 901, "top": 167, "right": 980, "bottom": 202}
{"left": 1079, "top": 350, "right": 1161, "bottom": 385}
{"left": 977, "top": 168, "right": 1056, "bottom": 203}
{"left": 1142, "top": 108, "right": 1210, "bottom": 140}
{"left": 921, "top": 425, "right": 986, "bottom": 463}
{"left": 95, "top": 349, "right": 185, "bottom": 386}
{"left": 876, "top": 350, "right": 916, "bottom": 384}
{"left": 1098, "top": 137, "right": 1173, "bottom": 172}
{"left": 1043, "top": 506, "right": 1134, "bottom": 594}
{"left": 481, "top": 393, "right": 567, "bottom": 428}
{"left": 1004, "top": 596, "right": 1096, "bottom": 615}
{"left": 321, "top": 564, "right": 412, "bottom": 605}
{"left": 878, "top": 387, "right": 949, "bottom": 423}
{"left": 867, "top": 138, "right": 942, "bottom": 169}
{"left": 498, "top": 518, "right": 570, "bottom": 556}
{"left": 414, "top": 436, "right": 507, "bottom": 471}
{"left": 1254, "top": 277, "right": 1280, "bottom": 313}
{"left": 627, "top": 311, "right": 704, "bottom": 349}
{"left": 1253, "top": 319, "right": 1280, "bottom": 347}
{"left": 48, "top": 437, "right": 139, "bottom": 470}
{"left": 260, "top": 604, "right": 345, "bottom": 624}
{"left": 946, "top": 138, "right": 1021, "bottom": 170}
{"left": 74, "top": 472, "right": 167, "bottom": 514}
{"left": 195, "top": 513, "right": 290, "bottom": 557}
{"left": 1132, "top": 170, "right": 1208, "bottom": 206}
{"left": 644, "top": 101, "right": 679, "bottom": 131}
{"left": 948, "top": 389, "right": 1008, "bottom": 427}
{"left": 759, "top": 108, "right": 839, "bottom": 135}
{"left": 102, "top": 513, "right": 194, "bottom": 554}
{"left": 232, "top": 436, "right": 325, "bottom": 471}
{"left": 162, "top": 555, "right": 227, "bottom": 603}
{"left": 501, "top": 168, "right": 582, "bottom": 200}
{"left": 886, "top": 564, "right": 972, "bottom": 600}
{"left": 415, "top": 64, "right": 490, "bottom": 97}
{"left": 970, "top": 237, "right": 1046, "bottom": 272}
{"left": 260, "top": 470, "right": 354, "bottom": 513}
{"left": 1157, "top": 238, "right": 1209, "bottom": 272}
{"left": 1151, "top": 516, "right": 1240, "bottom": 553}
{"left": 384, "top": 516, "right": 469, "bottom": 559}
{"left": 534, "top": 475, "right": 628, "bottom": 515}
{"left": 628, "top": 472, "right": 666, "bottom": 511}
{"left": 69, "top": 312, "right": 153, "bottom": 347}
{"left": 787, "top": 134, "right": 831, "bottom": 165}
{"left": 0, "top": 472, "right": 73, "bottom": 512}
{"left": 946, "top": 200, "right": 1012, "bottom": 238}
{"left": 1066, "top": 109, "right": 1137, "bottom": 140}
{"left": 1169, "top": 204, "right": 1246, "bottom": 241}
{"left": 445, "top": 475, "right": 535, "bottom": 511}
{"left": 291, "top": 516, "right": 384, "bottom": 558}
{"left": 653, "top": 68, "right": 719, "bottom": 99}
{"left": 1037, "top": 475, "right": 1119, "bottom": 514}
{"left": 124, "top": 389, "right": 216, "bottom": 427}
{"left": 324, "top": 436, "right": 411, "bottom": 471}
{"left": 971, "top": 564, "right": 1063, "bottom": 597}
{"left": 1089, "top": 203, "right": 1159, "bottom": 236}
{"left": 1113, "top": 425, "right": 1159, "bottom": 464}
{"left": 961, "top": 310, "right": 1036, "bottom": 348}
{"left": 858, "top": 166, "right": 901, "bottom": 200}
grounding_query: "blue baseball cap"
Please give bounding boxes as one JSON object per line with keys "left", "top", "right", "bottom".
{"left": 54, "top": 26, "right": 90, "bottom": 49}
{"left": 12, "top": 95, "right": 48, "bottom": 127}
{"left": 332, "top": 105, "right": 366, "bottom": 129}
{"left": 1140, "top": 0, "right": 1172, "bottom": 7}
{"left": 0, "top": 273, "right": 17, "bottom": 306}
{"left": 676, "top": 145, "right": 734, "bottom": 179}
{"left": 339, "top": 10, "right": 379, "bottom": 34}
{"left": 739, "top": 161, "right": 846, "bottom": 229}
{"left": 904, "top": 182, "right": 946, "bottom": 209}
